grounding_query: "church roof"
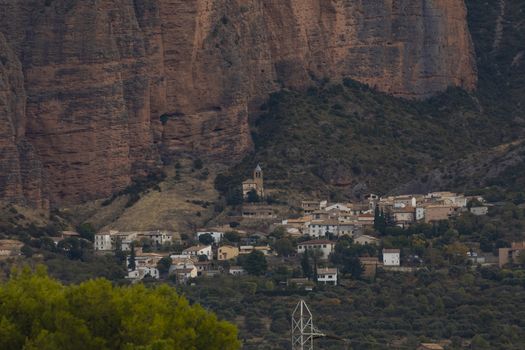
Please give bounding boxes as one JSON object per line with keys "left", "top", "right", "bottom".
{"left": 255, "top": 164, "right": 262, "bottom": 171}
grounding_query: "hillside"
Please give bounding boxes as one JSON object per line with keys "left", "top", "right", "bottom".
{"left": 216, "top": 82, "right": 520, "bottom": 202}
{"left": 216, "top": 0, "right": 525, "bottom": 200}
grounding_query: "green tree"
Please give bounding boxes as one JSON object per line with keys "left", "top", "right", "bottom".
{"left": 157, "top": 257, "right": 172, "bottom": 275}
{"left": 246, "top": 189, "right": 259, "bottom": 203}
{"left": 270, "top": 226, "right": 286, "bottom": 239}
{"left": 128, "top": 244, "right": 136, "bottom": 271}
{"left": 273, "top": 238, "right": 294, "bottom": 257}
{"left": 199, "top": 233, "right": 215, "bottom": 245}
{"left": 344, "top": 256, "right": 364, "bottom": 279}
{"left": 0, "top": 267, "right": 241, "bottom": 350}
{"left": 241, "top": 251, "right": 267, "bottom": 276}
{"left": 301, "top": 251, "right": 312, "bottom": 278}
{"left": 224, "top": 231, "right": 241, "bottom": 243}
{"left": 20, "top": 245, "right": 34, "bottom": 257}
{"left": 76, "top": 223, "right": 95, "bottom": 242}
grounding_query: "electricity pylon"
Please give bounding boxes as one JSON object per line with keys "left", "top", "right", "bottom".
{"left": 291, "top": 300, "right": 326, "bottom": 350}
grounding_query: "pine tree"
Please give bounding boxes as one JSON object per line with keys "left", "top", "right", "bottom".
{"left": 128, "top": 243, "right": 136, "bottom": 271}
{"left": 301, "top": 250, "right": 312, "bottom": 278}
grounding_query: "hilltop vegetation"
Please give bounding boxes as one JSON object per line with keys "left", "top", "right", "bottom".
{"left": 217, "top": 81, "right": 518, "bottom": 201}
{"left": 216, "top": 0, "right": 525, "bottom": 201}
{"left": 0, "top": 267, "right": 240, "bottom": 350}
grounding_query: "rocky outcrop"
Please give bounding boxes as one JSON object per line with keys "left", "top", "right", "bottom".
{"left": 0, "top": 0, "right": 477, "bottom": 206}
{"left": 0, "top": 33, "right": 45, "bottom": 209}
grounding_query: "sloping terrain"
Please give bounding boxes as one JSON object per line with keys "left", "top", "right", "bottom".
{"left": 216, "top": 0, "right": 525, "bottom": 200}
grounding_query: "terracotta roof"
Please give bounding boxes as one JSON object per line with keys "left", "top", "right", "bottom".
{"left": 317, "top": 267, "right": 337, "bottom": 274}
{"left": 383, "top": 248, "right": 400, "bottom": 254}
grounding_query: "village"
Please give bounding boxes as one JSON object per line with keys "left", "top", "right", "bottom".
{"left": 1, "top": 165, "right": 523, "bottom": 288}
{"left": 0, "top": 165, "right": 525, "bottom": 289}
{"left": 7, "top": 164, "right": 520, "bottom": 290}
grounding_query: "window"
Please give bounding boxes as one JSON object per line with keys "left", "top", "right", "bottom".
{"left": 323, "top": 245, "right": 326, "bottom": 248}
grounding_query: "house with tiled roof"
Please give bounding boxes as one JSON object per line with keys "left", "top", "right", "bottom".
{"left": 297, "top": 240, "right": 335, "bottom": 259}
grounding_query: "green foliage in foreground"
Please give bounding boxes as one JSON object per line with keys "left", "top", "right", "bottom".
{"left": 0, "top": 267, "right": 240, "bottom": 350}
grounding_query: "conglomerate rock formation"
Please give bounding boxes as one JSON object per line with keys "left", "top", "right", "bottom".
{"left": 0, "top": 0, "right": 477, "bottom": 206}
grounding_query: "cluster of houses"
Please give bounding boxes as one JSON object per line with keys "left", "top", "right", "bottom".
{"left": 86, "top": 184, "right": 511, "bottom": 283}
{"left": 93, "top": 228, "right": 275, "bottom": 282}
{"left": 296, "top": 238, "right": 404, "bottom": 284}
{"left": 279, "top": 192, "right": 488, "bottom": 239}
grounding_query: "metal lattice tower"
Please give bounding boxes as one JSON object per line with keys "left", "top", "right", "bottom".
{"left": 291, "top": 300, "right": 325, "bottom": 350}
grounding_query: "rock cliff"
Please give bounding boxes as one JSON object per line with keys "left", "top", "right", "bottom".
{"left": 0, "top": 0, "right": 477, "bottom": 206}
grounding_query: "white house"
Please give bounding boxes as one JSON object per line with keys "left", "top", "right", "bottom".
{"left": 470, "top": 206, "right": 488, "bottom": 216}
{"left": 197, "top": 231, "right": 224, "bottom": 243}
{"left": 182, "top": 245, "right": 213, "bottom": 259}
{"left": 325, "top": 203, "right": 352, "bottom": 212}
{"left": 229, "top": 266, "right": 246, "bottom": 276}
{"left": 297, "top": 240, "right": 335, "bottom": 260}
{"left": 382, "top": 248, "right": 400, "bottom": 266}
{"left": 94, "top": 232, "right": 116, "bottom": 251}
{"left": 307, "top": 221, "right": 339, "bottom": 237}
{"left": 126, "top": 253, "right": 162, "bottom": 281}
{"left": 95, "top": 230, "right": 175, "bottom": 251}
{"left": 127, "top": 266, "right": 160, "bottom": 280}
{"left": 140, "top": 231, "right": 174, "bottom": 246}
{"left": 416, "top": 207, "right": 426, "bottom": 221}
{"left": 316, "top": 267, "right": 338, "bottom": 285}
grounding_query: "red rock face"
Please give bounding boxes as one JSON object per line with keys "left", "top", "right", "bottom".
{"left": 0, "top": 0, "right": 477, "bottom": 206}
{"left": 0, "top": 33, "right": 45, "bottom": 209}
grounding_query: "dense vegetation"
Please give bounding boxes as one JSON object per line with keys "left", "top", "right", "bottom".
{"left": 217, "top": 82, "right": 515, "bottom": 200}
{"left": 0, "top": 267, "right": 240, "bottom": 350}
{"left": 180, "top": 267, "right": 525, "bottom": 350}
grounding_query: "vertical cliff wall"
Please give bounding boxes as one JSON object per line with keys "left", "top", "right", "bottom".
{"left": 0, "top": 0, "right": 477, "bottom": 206}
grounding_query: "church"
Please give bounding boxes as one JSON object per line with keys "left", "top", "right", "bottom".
{"left": 242, "top": 165, "right": 264, "bottom": 199}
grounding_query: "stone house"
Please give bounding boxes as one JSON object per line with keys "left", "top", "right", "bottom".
{"left": 0, "top": 240, "right": 24, "bottom": 258}
{"left": 301, "top": 200, "right": 327, "bottom": 214}
{"left": 354, "top": 234, "right": 380, "bottom": 245}
{"left": 392, "top": 207, "right": 415, "bottom": 227}
{"left": 359, "top": 257, "right": 382, "bottom": 277}
{"left": 316, "top": 267, "right": 338, "bottom": 285}
{"left": 297, "top": 240, "right": 335, "bottom": 260}
{"left": 242, "top": 164, "right": 264, "bottom": 199}
{"left": 424, "top": 205, "right": 456, "bottom": 223}
{"left": 182, "top": 245, "right": 213, "bottom": 260}
{"left": 499, "top": 242, "right": 525, "bottom": 267}
{"left": 218, "top": 245, "right": 239, "bottom": 260}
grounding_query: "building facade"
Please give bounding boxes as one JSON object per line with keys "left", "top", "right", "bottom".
{"left": 242, "top": 164, "right": 264, "bottom": 199}
{"left": 382, "top": 248, "right": 401, "bottom": 266}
